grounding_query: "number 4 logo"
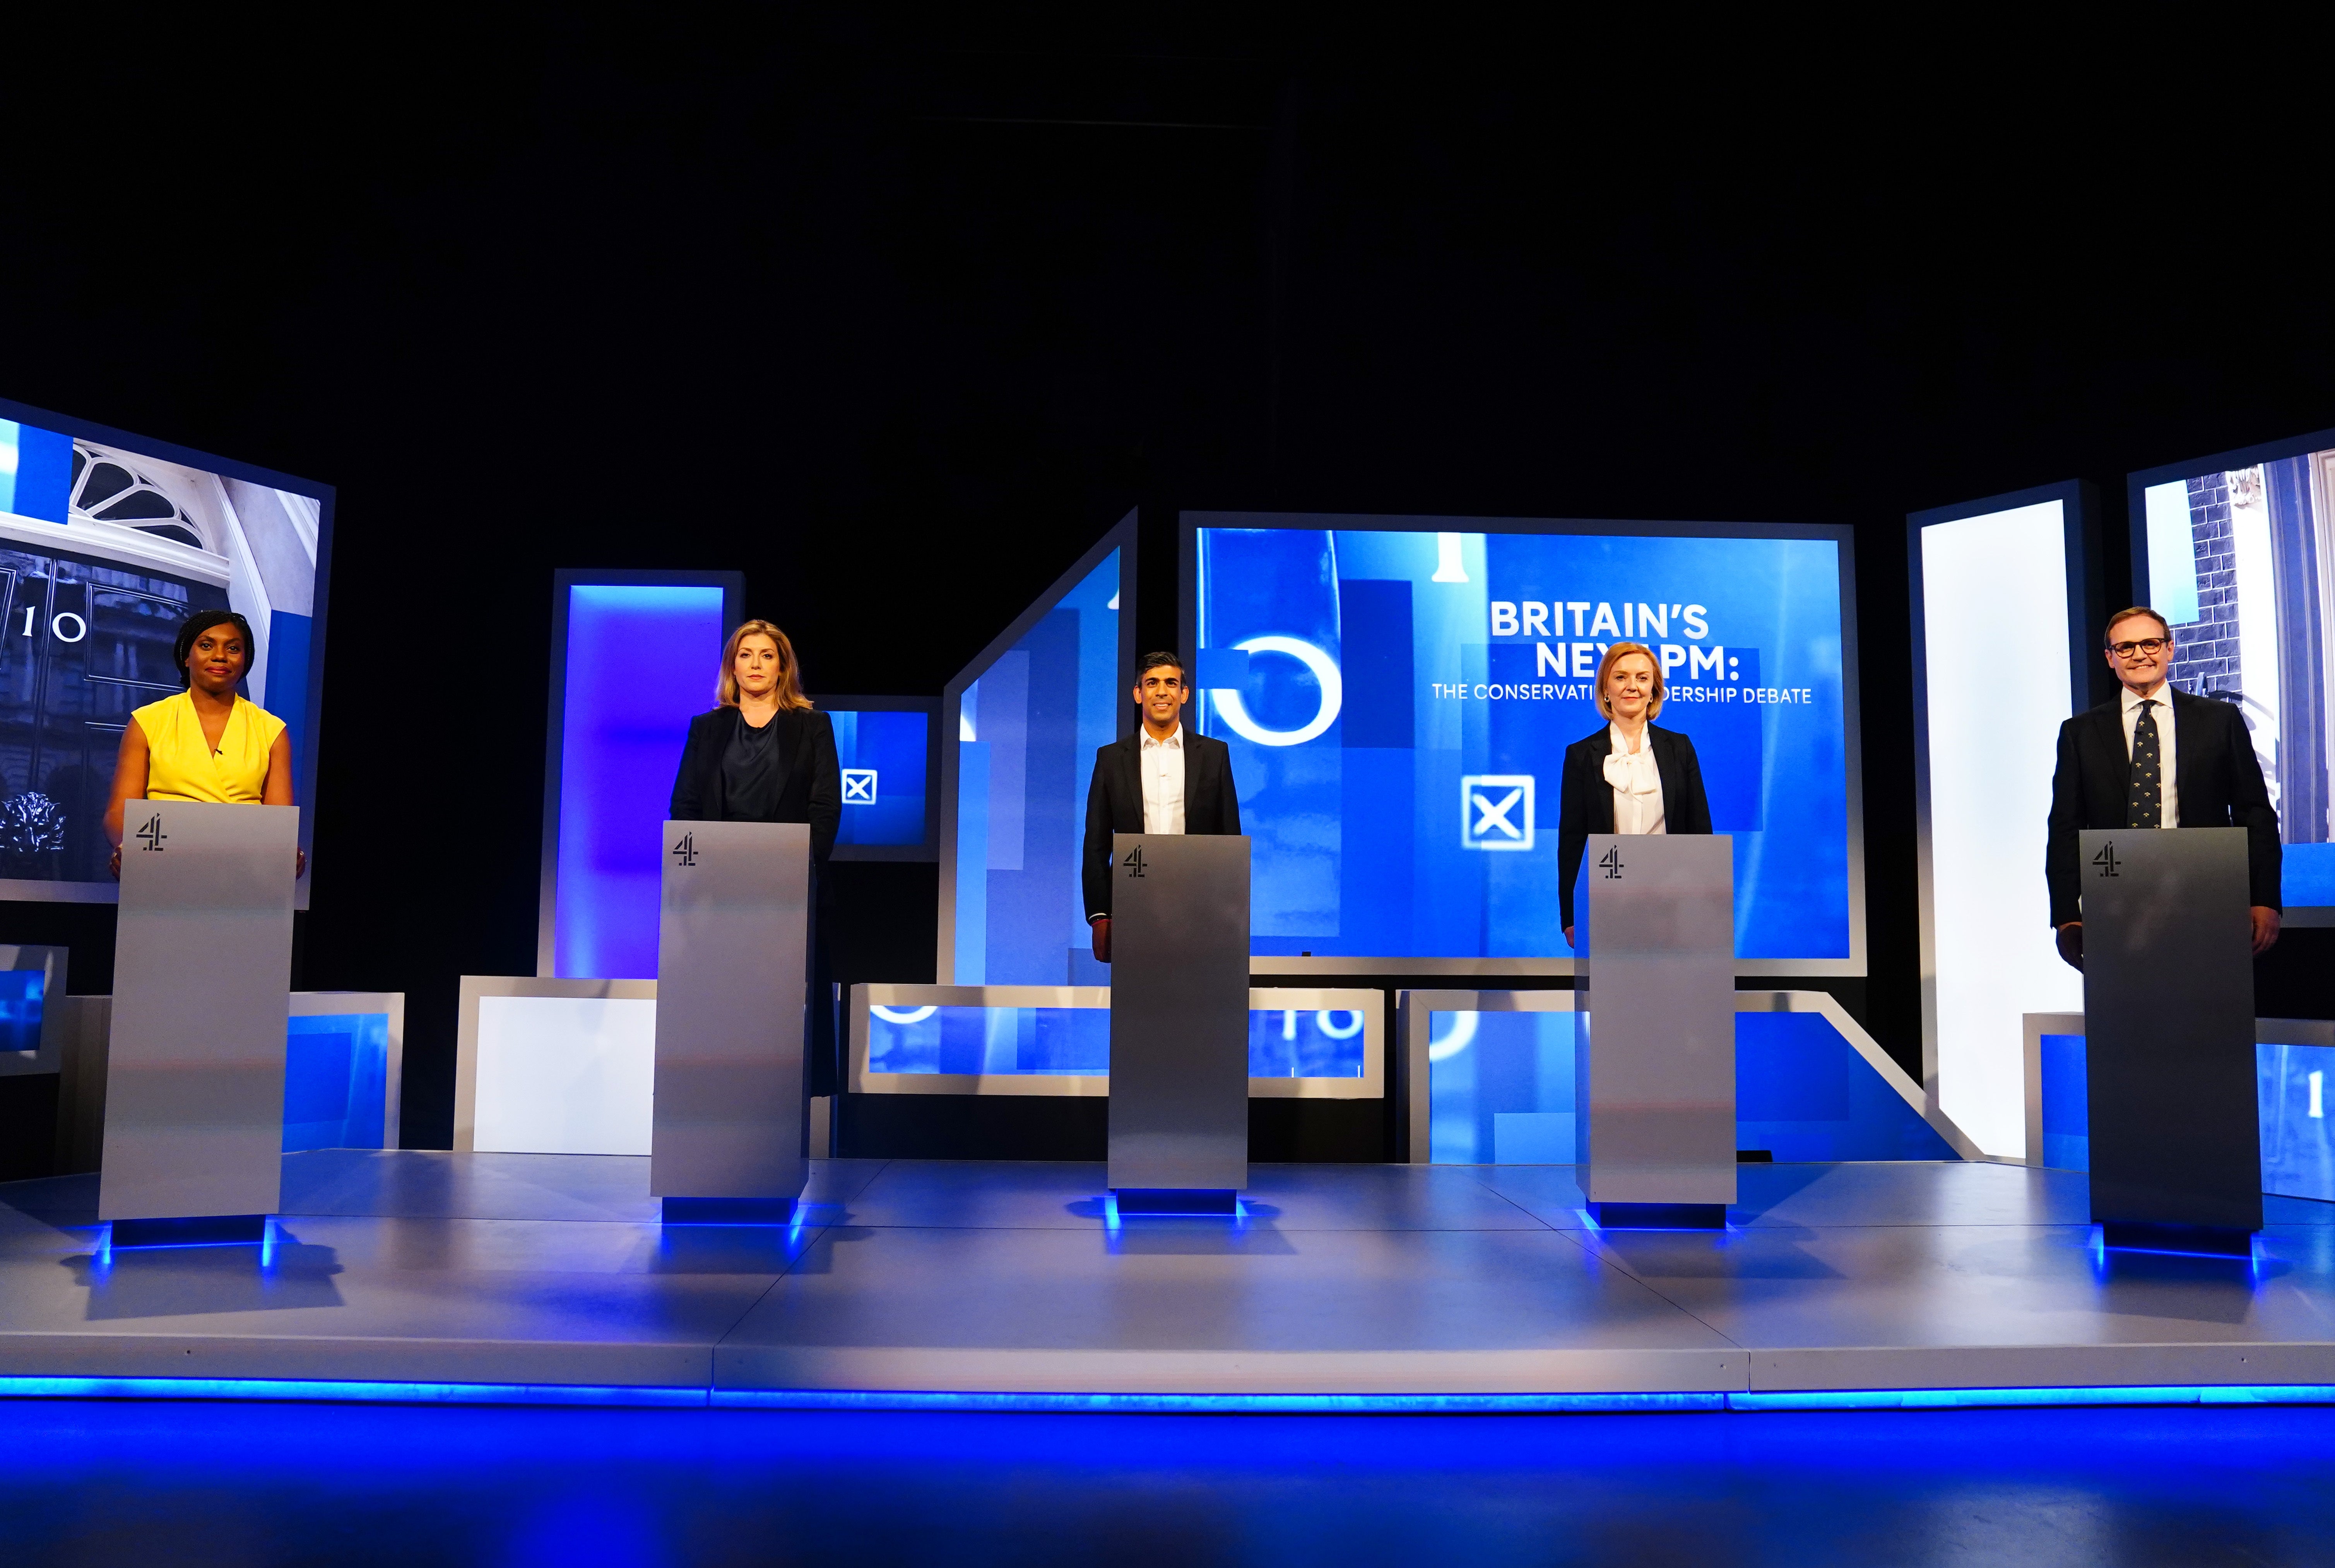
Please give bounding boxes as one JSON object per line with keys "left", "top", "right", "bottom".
{"left": 672, "top": 831, "right": 698, "bottom": 868}
{"left": 2093, "top": 842, "right": 2119, "bottom": 879}
{"left": 1122, "top": 846, "right": 1146, "bottom": 878}
{"left": 1599, "top": 845, "right": 1624, "bottom": 880}
{"left": 135, "top": 812, "right": 166, "bottom": 852}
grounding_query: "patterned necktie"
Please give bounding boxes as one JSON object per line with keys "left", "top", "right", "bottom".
{"left": 2127, "top": 699, "right": 2162, "bottom": 829}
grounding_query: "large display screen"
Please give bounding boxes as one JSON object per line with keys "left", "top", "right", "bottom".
{"left": 2133, "top": 436, "right": 2335, "bottom": 915}
{"left": 0, "top": 402, "right": 330, "bottom": 903}
{"left": 1188, "top": 515, "right": 1861, "bottom": 971}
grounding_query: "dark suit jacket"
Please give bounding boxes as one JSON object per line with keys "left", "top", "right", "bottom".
{"left": 669, "top": 706, "right": 842, "bottom": 863}
{"left": 1081, "top": 727, "right": 1242, "bottom": 920}
{"left": 2046, "top": 687, "right": 2280, "bottom": 927}
{"left": 1557, "top": 723, "right": 1714, "bottom": 933}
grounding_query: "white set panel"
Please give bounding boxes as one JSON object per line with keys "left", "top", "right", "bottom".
{"left": 456, "top": 978, "right": 658, "bottom": 1156}
{"left": 1918, "top": 500, "right": 2082, "bottom": 1159}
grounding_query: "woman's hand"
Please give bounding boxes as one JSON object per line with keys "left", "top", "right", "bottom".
{"left": 108, "top": 846, "right": 121, "bottom": 881}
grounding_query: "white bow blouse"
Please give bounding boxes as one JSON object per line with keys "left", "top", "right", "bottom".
{"left": 1602, "top": 724, "right": 1667, "bottom": 836}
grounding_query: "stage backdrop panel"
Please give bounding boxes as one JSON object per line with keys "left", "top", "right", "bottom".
{"left": 1909, "top": 483, "right": 2096, "bottom": 1161}
{"left": 1184, "top": 515, "right": 1863, "bottom": 975}
{"left": 941, "top": 514, "right": 1132, "bottom": 986}
{"left": 1406, "top": 992, "right": 1966, "bottom": 1166}
{"left": 2132, "top": 432, "right": 2335, "bottom": 920}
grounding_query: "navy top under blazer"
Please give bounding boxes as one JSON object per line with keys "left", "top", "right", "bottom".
{"left": 2045, "top": 687, "right": 2280, "bottom": 928}
{"left": 1079, "top": 727, "right": 1242, "bottom": 922}
{"left": 1556, "top": 722, "right": 1714, "bottom": 934}
{"left": 669, "top": 705, "right": 843, "bottom": 863}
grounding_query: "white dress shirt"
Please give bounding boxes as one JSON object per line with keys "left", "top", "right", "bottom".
{"left": 2119, "top": 684, "right": 2178, "bottom": 828}
{"left": 1140, "top": 725, "right": 1187, "bottom": 835}
{"left": 1603, "top": 723, "right": 1666, "bottom": 836}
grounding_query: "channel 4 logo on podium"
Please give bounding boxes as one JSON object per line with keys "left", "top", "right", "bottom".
{"left": 841, "top": 768, "right": 878, "bottom": 804}
{"left": 1461, "top": 775, "right": 1535, "bottom": 851}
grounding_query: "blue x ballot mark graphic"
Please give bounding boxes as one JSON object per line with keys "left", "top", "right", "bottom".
{"left": 841, "top": 769, "right": 878, "bottom": 804}
{"left": 1460, "top": 774, "right": 1534, "bottom": 851}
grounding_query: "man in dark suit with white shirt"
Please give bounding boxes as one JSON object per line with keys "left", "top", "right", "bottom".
{"left": 2047, "top": 606, "right": 2282, "bottom": 970}
{"left": 1081, "top": 651, "right": 1242, "bottom": 963}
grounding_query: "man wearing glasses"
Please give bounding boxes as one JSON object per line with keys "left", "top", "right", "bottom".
{"left": 2047, "top": 607, "right": 2282, "bottom": 970}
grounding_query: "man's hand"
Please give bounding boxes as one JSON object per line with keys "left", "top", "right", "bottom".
{"left": 1090, "top": 915, "right": 1110, "bottom": 964}
{"left": 1564, "top": 926, "right": 1574, "bottom": 949}
{"left": 2055, "top": 921, "right": 2083, "bottom": 972}
{"left": 2252, "top": 906, "right": 2282, "bottom": 955}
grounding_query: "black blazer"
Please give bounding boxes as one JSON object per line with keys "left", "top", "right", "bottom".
{"left": 669, "top": 706, "right": 842, "bottom": 862}
{"left": 2046, "top": 688, "right": 2280, "bottom": 927}
{"left": 1557, "top": 723, "right": 1714, "bottom": 933}
{"left": 1080, "top": 727, "right": 1242, "bottom": 920}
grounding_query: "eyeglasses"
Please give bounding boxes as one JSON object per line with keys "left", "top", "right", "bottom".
{"left": 2107, "top": 637, "right": 2170, "bottom": 659}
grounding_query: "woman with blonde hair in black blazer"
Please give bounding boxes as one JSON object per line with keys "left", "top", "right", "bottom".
{"left": 1556, "top": 640, "right": 1713, "bottom": 947}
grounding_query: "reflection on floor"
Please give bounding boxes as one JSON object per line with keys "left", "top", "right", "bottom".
{"left": 2, "top": 1152, "right": 2333, "bottom": 1400}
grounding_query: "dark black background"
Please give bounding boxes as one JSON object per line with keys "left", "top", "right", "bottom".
{"left": 2, "top": 15, "right": 2328, "bottom": 1152}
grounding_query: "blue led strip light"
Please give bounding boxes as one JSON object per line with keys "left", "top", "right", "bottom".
{"left": 0, "top": 1378, "right": 2332, "bottom": 1412}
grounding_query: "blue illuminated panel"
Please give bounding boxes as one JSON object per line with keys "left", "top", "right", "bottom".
{"left": 1193, "top": 522, "right": 1853, "bottom": 963}
{"left": 867, "top": 1004, "right": 1368, "bottom": 1079}
{"left": 2039, "top": 1032, "right": 2088, "bottom": 1172}
{"left": 2032, "top": 1033, "right": 2335, "bottom": 1198}
{"left": 831, "top": 710, "right": 929, "bottom": 848}
{"left": 1425, "top": 1009, "right": 1952, "bottom": 1163}
{"left": 953, "top": 550, "right": 1120, "bottom": 984}
{"left": 281, "top": 1013, "right": 390, "bottom": 1152}
{"left": 2262, "top": 1042, "right": 2335, "bottom": 1200}
{"left": 554, "top": 584, "right": 728, "bottom": 980}
{"left": 0, "top": 968, "right": 42, "bottom": 1053}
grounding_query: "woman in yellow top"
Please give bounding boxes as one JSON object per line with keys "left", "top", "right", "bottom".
{"left": 103, "top": 609, "right": 301, "bottom": 878}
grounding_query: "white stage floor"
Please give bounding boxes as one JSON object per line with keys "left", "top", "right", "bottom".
{"left": 2, "top": 1153, "right": 2332, "bottom": 1405}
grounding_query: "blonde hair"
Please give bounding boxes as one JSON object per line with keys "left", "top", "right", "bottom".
{"left": 1593, "top": 641, "right": 1665, "bottom": 720}
{"left": 717, "top": 620, "right": 814, "bottom": 711}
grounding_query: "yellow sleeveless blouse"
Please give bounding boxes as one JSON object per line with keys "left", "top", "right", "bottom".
{"left": 132, "top": 692, "right": 287, "bottom": 805}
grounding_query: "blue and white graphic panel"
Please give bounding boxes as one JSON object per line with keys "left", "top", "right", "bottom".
{"left": 826, "top": 705, "right": 932, "bottom": 855}
{"left": 1191, "top": 517, "right": 1858, "bottom": 966}
{"left": 949, "top": 542, "right": 1124, "bottom": 985}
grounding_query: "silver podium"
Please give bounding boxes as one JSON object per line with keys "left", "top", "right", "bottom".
{"left": 651, "top": 819, "right": 811, "bottom": 1223}
{"left": 1574, "top": 832, "right": 1736, "bottom": 1228}
{"left": 1106, "top": 833, "right": 1250, "bottom": 1212}
{"left": 2079, "top": 826, "right": 2260, "bottom": 1254}
{"left": 100, "top": 800, "right": 300, "bottom": 1246}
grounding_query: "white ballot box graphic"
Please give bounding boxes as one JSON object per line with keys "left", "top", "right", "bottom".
{"left": 1575, "top": 832, "right": 1736, "bottom": 1227}
{"left": 1106, "top": 833, "right": 1251, "bottom": 1209}
{"left": 651, "top": 819, "right": 811, "bottom": 1221}
{"left": 2078, "top": 826, "right": 2260, "bottom": 1254}
{"left": 101, "top": 800, "right": 299, "bottom": 1244}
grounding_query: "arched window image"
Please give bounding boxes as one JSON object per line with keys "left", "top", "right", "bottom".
{"left": 68, "top": 446, "right": 214, "bottom": 552}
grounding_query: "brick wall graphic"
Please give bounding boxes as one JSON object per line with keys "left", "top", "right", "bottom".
{"left": 2171, "top": 470, "right": 2243, "bottom": 696}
